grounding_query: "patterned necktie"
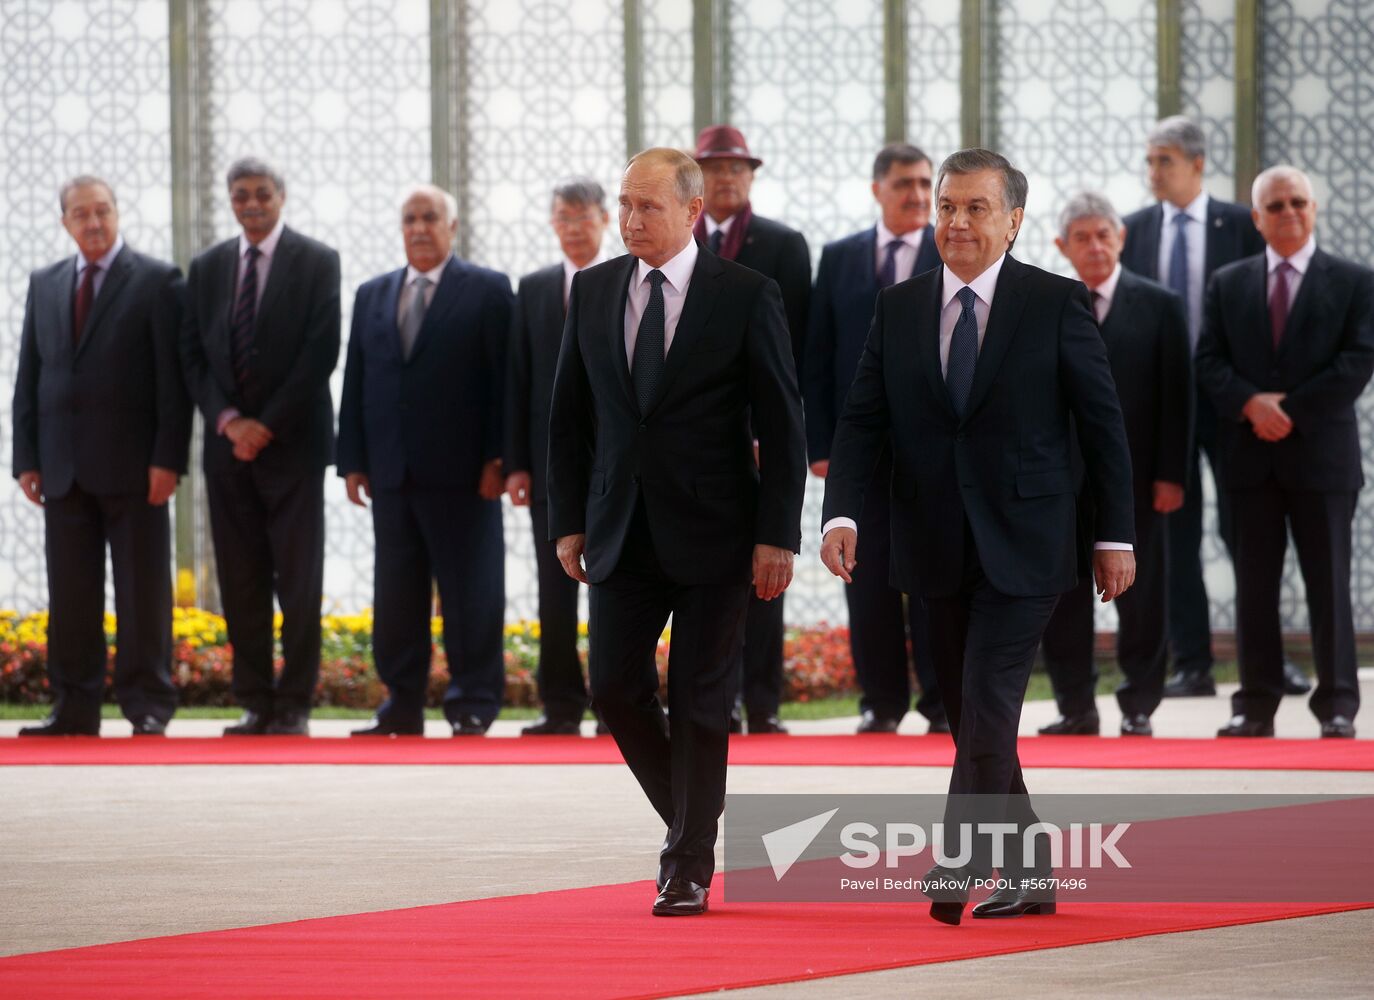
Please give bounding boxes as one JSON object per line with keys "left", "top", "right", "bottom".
{"left": 400, "top": 275, "right": 430, "bottom": 359}
{"left": 231, "top": 246, "right": 261, "bottom": 390}
{"left": 72, "top": 262, "right": 100, "bottom": 346}
{"left": 1270, "top": 261, "right": 1293, "bottom": 349}
{"left": 946, "top": 286, "right": 978, "bottom": 417}
{"left": 1166, "top": 212, "right": 1189, "bottom": 299}
{"left": 708, "top": 229, "right": 723, "bottom": 254}
{"left": 632, "top": 269, "right": 667, "bottom": 414}
{"left": 878, "top": 239, "right": 902, "bottom": 288}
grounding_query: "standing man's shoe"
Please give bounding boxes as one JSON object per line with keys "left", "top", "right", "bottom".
{"left": 18, "top": 714, "right": 99, "bottom": 737}
{"left": 351, "top": 716, "right": 424, "bottom": 736}
{"left": 746, "top": 713, "right": 788, "bottom": 735}
{"left": 522, "top": 716, "right": 582, "bottom": 736}
{"left": 451, "top": 715, "right": 490, "bottom": 736}
{"left": 728, "top": 706, "right": 744, "bottom": 734}
{"left": 1038, "top": 710, "right": 1100, "bottom": 735}
{"left": 972, "top": 881, "right": 1057, "bottom": 917}
{"left": 857, "top": 710, "right": 900, "bottom": 734}
{"left": 1321, "top": 716, "right": 1356, "bottom": 739}
{"left": 265, "top": 711, "right": 309, "bottom": 735}
{"left": 920, "top": 864, "right": 973, "bottom": 925}
{"left": 1162, "top": 671, "right": 1216, "bottom": 697}
{"left": 926, "top": 714, "right": 952, "bottom": 735}
{"left": 130, "top": 716, "right": 168, "bottom": 736}
{"left": 223, "top": 711, "right": 272, "bottom": 736}
{"left": 1282, "top": 660, "right": 1313, "bottom": 695}
{"left": 651, "top": 877, "right": 709, "bottom": 916}
{"left": 1217, "top": 715, "right": 1274, "bottom": 737}
{"left": 1119, "top": 713, "right": 1153, "bottom": 736}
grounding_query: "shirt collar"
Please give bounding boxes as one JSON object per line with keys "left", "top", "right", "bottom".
{"left": 940, "top": 253, "right": 1007, "bottom": 310}
{"left": 635, "top": 238, "right": 698, "bottom": 294}
{"left": 1089, "top": 262, "right": 1123, "bottom": 302}
{"left": 705, "top": 214, "right": 735, "bottom": 237}
{"left": 406, "top": 254, "right": 451, "bottom": 286}
{"left": 877, "top": 220, "right": 923, "bottom": 249}
{"left": 1266, "top": 235, "right": 1317, "bottom": 276}
{"left": 1162, "top": 190, "right": 1209, "bottom": 226}
{"left": 78, "top": 233, "right": 125, "bottom": 273}
{"left": 239, "top": 218, "right": 285, "bottom": 259}
{"left": 563, "top": 249, "right": 608, "bottom": 281}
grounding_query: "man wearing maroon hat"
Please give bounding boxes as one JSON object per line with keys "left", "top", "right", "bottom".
{"left": 693, "top": 124, "right": 811, "bottom": 736}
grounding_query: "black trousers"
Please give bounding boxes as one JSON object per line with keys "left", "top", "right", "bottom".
{"left": 1230, "top": 485, "right": 1359, "bottom": 724}
{"left": 738, "top": 591, "right": 785, "bottom": 716}
{"left": 371, "top": 486, "right": 506, "bottom": 726}
{"left": 589, "top": 497, "right": 750, "bottom": 887}
{"left": 847, "top": 450, "right": 944, "bottom": 722}
{"left": 43, "top": 485, "right": 176, "bottom": 725}
{"left": 206, "top": 464, "right": 324, "bottom": 716}
{"left": 1166, "top": 392, "right": 1232, "bottom": 676}
{"left": 1041, "top": 503, "right": 1169, "bottom": 718}
{"left": 530, "top": 501, "right": 587, "bottom": 722}
{"left": 926, "top": 523, "right": 1060, "bottom": 876}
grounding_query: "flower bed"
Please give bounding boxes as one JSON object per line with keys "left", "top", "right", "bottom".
{"left": 0, "top": 609, "right": 858, "bottom": 709}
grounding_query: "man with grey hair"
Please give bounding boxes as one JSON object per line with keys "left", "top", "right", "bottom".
{"left": 548, "top": 147, "right": 805, "bottom": 915}
{"left": 1038, "top": 191, "right": 1191, "bottom": 738}
{"left": 1120, "top": 116, "right": 1278, "bottom": 700}
{"left": 1197, "top": 165, "right": 1374, "bottom": 739}
{"left": 13, "top": 176, "right": 191, "bottom": 736}
{"left": 340, "top": 183, "right": 513, "bottom": 737}
{"left": 180, "top": 156, "right": 341, "bottom": 736}
{"left": 504, "top": 177, "right": 610, "bottom": 735}
{"left": 822, "top": 149, "right": 1135, "bottom": 923}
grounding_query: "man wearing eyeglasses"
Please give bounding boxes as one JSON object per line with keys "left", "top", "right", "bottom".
{"left": 1196, "top": 165, "right": 1374, "bottom": 740}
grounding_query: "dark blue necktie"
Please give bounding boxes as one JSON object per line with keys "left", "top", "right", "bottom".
{"left": 633, "top": 269, "right": 666, "bottom": 414}
{"left": 1166, "top": 213, "right": 1188, "bottom": 299}
{"left": 946, "top": 286, "right": 978, "bottom": 417}
{"left": 231, "top": 245, "right": 261, "bottom": 390}
{"left": 878, "top": 239, "right": 902, "bottom": 288}
{"left": 708, "top": 229, "right": 723, "bottom": 254}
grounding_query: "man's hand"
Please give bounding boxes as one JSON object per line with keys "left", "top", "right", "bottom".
{"left": 1152, "top": 480, "right": 1185, "bottom": 514}
{"left": 1242, "top": 392, "right": 1293, "bottom": 442}
{"left": 226, "top": 417, "right": 272, "bottom": 462}
{"left": 820, "top": 526, "right": 857, "bottom": 584}
{"left": 478, "top": 458, "right": 504, "bottom": 500}
{"left": 147, "top": 467, "right": 178, "bottom": 506}
{"left": 809, "top": 460, "right": 829, "bottom": 479}
{"left": 1093, "top": 549, "right": 1136, "bottom": 603}
{"left": 18, "top": 471, "right": 42, "bottom": 507}
{"left": 506, "top": 471, "right": 532, "bottom": 507}
{"left": 556, "top": 533, "right": 588, "bottom": 583}
{"left": 753, "top": 544, "right": 794, "bottom": 601}
{"left": 345, "top": 473, "right": 371, "bottom": 508}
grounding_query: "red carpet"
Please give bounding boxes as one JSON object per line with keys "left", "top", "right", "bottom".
{"left": 0, "top": 879, "right": 1366, "bottom": 999}
{"left": 1, "top": 733, "right": 1372, "bottom": 770}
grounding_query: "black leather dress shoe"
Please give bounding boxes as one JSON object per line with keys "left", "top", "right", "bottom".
{"left": 450, "top": 715, "right": 490, "bottom": 737}
{"left": 926, "top": 715, "right": 952, "bottom": 735}
{"left": 652, "top": 877, "right": 709, "bottom": 916}
{"left": 1162, "top": 671, "right": 1216, "bottom": 698}
{"left": 920, "top": 864, "right": 973, "bottom": 925}
{"left": 1217, "top": 714, "right": 1274, "bottom": 738}
{"left": 728, "top": 706, "right": 744, "bottom": 735}
{"left": 972, "top": 881, "right": 1057, "bottom": 918}
{"left": 1038, "top": 711, "right": 1100, "bottom": 736}
{"left": 130, "top": 716, "right": 168, "bottom": 736}
{"left": 1119, "top": 713, "right": 1153, "bottom": 737}
{"left": 1321, "top": 716, "right": 1356, "bottom": 739}
{"left": 747, "top": 713, "right": 788, "bottom": 735}
{"left": 18, "top": 714, "right": 99, "bottom": 737}
{"left": 521, "top": 716, "right": 582, "bottom": 736}
{"left": 1282, "top": 660, "right": 1313, "bottom": 695}
{"left": 223, "top": 711, "right": 272, "bottom": 736}
{"left": 352, "top": 716, "right": 424, "bottom": 736}
{"left": 594, "top": 719, "right": 611, "bottom": 736}
{"left": 857, "top": 710, "right": 900, "bottom": 734}
{"left": 266, "top": 711, "right": 309, "bottom": 735}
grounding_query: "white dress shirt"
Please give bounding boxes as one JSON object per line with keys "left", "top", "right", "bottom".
{"left": 623, "top": 238, "right": 698, "bottom": 366}
{"left": 236, "top": 218, "right": 285, "bottom": 312}
{"left": 1087, "top": 263, "right": 1123, "bottom": 325}
{"left": 562, "top": 249, "right": 608, "bottom": 307}
{"left": 397, "top": 256, "right": 449, "bottom": 324}
{"left": 1265, "top": 235, "right": 1317, "bottom": 310}
{"left": 75, "top": 234, "right": 125, "bottom": 299}
{"left": 875, "top": 221, "right": 926, "bottom": 283}
{"left": 1158, "top": 191, "right": 1208, "bottom": 348}
{"left": 704, "top": 214, "right": 735, "bottom": 240}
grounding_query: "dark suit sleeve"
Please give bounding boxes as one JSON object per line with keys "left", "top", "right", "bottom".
{"left": 179, "top": 256, "right": 236, "bottom": 428}
{"left": 778, "top": 231, "right": 812, "bottom": 378}
{"left": 151, "top": 266, "right": 192, "bottom": 474}
{"left": 1059, "top": 285, "right": 1135, "bottom": 544}
{"left": 11, "top": 278, "right": 41, "bottom": 477}
{"left": 1195, "top": 273, "right": 1260, "bottom": 422}
{"left": 335, "top": 283, "right": 368, "bottom": 478}
{"left": 1282, "top": 268, "right": 1374, "bottom": 427}
{"left": 803, "top": 248, "right": 837, "bottom": 462}
{"left": 257, "top": 247, "right": 341, "bottom": 436}
{"left": 1153, "top": 289, "right": 1193, "bottom": 486}
{"left": 820, "top": 293, "right": 892, "bottom": 528}
{"left": 503, "top": 286, "right": 534, "bottom": 475}
{"left": 481, "top": 274, "right": 515, "bottom": 466}
{"left": 747, "top": 279, "right": 807, "bottom": 552}
{"left": 546, "top": 273, "right": 593, "bottom": 540}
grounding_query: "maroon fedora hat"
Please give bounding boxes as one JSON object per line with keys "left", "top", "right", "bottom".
{"left": 693, "top": 125, "right": 762, "bottom": 169}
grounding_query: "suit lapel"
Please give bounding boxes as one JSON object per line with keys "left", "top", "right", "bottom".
{"left": 254, "top": 227, "right": 296, "bottom": 332}
{"left": 372, "top": 267, "right": 406, "bottom": 361}
{"left": 409, "top": 257, "right": 465, "bottom": 362}
{"left": 1138, "top": 204, "right": 1163, "bottom": 280}
{"left": 606, "top": 256, "right": 637, "bottom": 407}
{"left": 961, "top": 256, "right": 1029, "bottom": 423}
{"left": 915, "top": 272, "right": 955, "bottom": 420}
{"left": 913, "top": 224, "right": 941, "bottom": 277}
{"left": 1204, "top": 200, "right": 1230, "bottom": 278}
{"left": 647, "top": 246, "right": 722, "bottom": 415}
{"left": 54, "top": 258, "right": 76, "bottom": 358}
{"left": 1099, "top": 271, "right": 1137, "bottom": 350}
{"left": 74, "top": 246, "right": 133, "bottom": 358}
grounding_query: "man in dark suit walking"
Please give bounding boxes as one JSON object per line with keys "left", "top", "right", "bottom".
{"left": 505, "top": 178, "right": 609, "bottom": 736}
{"left": 805, "top": 143, "right": 947, "bottom": 735}
{"left": 180, "top": 157, "right": 340, "bottom": 736}
{"left": 822, "top": 150, "right": 1135, "bottom": 924}
{"left": 1197, "top": 165, "right": 1373, "bottom": 740}
{"left": 548, "top": 148, "right": 805, "bottom": 916}
{"left": 1038, "top": 192, "right": 1191, "bottom": 738}
{"left": 691, "top": 124, "right": 811, "bottom": 735}
{"left": 341, "top": 184, "right": 512, "bottom": 737}
{"left": 13, "top": 176, "right": 191, "bottom": 736}
{"left": 1119, "top": 116, "right": 1288, "bottom": 699}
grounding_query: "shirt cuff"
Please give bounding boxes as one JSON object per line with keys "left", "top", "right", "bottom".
{"left": 216, "top": 408, "right": 241, "bottom": 436}
{"left": 822, "top": 516, "right": 858, "bottom": 539}
{"left": 1094, "top": 541, "right": 1133, "bottom": 552}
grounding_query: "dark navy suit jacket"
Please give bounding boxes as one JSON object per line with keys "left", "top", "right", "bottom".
{"left": 1120, "top": 198, "right": 1264, "bottom": 288}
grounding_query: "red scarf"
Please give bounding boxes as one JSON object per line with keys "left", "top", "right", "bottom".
{"left": 694, "top": 202, "right": 753, "bottom": 261}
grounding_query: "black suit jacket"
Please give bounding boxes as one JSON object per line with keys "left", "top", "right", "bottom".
{"left": 504, "top": 263, "right": 564, "bottom": 503}
{"left": 12, "top": 245, "right": 191, "bottom": 498}
{"left": 180, "top": 227, "right": 341, "bottom": 475}
{"left": 546, "top": 247, "right": 807, "bottom": 585}
{"left": 1195, "top": 248, "right": 1374, "bottom": 492}
{"left": 733, "top": 214, "right": 811, "bottom": 375}
{"left": 1120, "top": 197, "right": 1265, "bottom": 285}
{"left": 804, "top": 224, "right": 941, "bottom": 460}
{"left": 338, "top": 256, "right": 513, "bottom": 491}
{"left": 822, "top": 255, "right": 1134, "bottom": 598}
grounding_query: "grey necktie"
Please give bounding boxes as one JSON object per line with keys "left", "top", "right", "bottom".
{"left": 400, "top": 275, "right": 430, "bottom": 359}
